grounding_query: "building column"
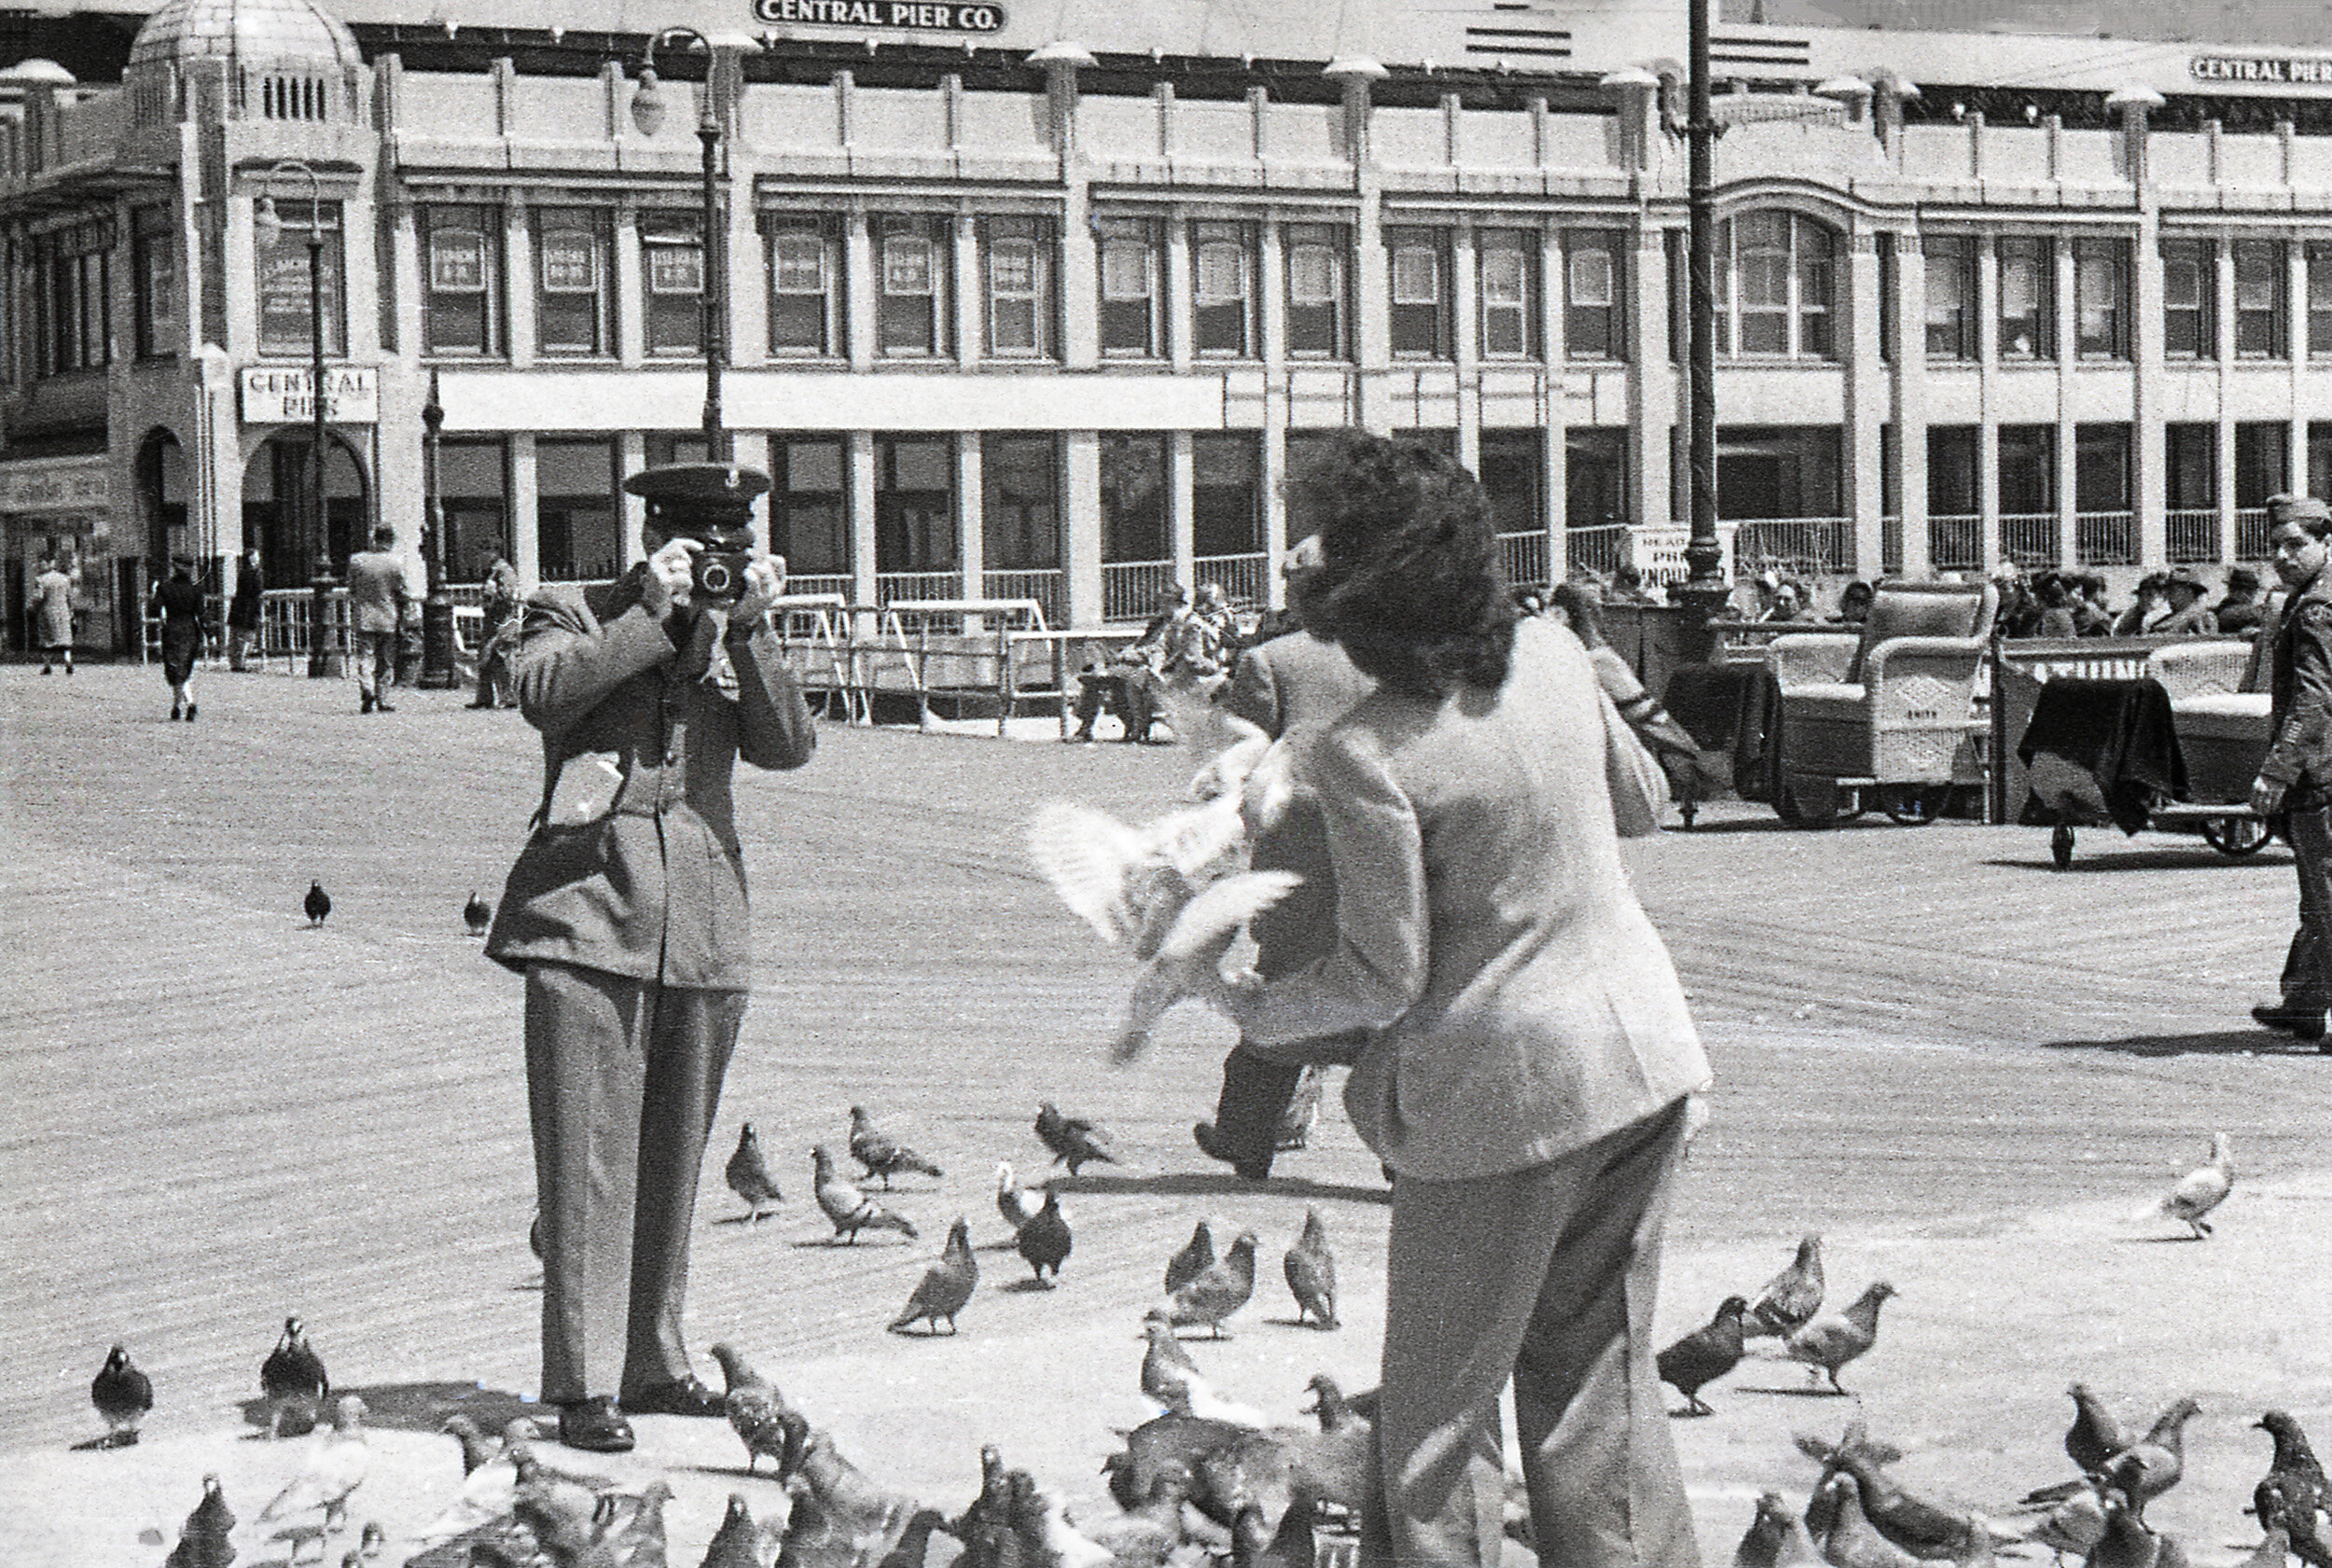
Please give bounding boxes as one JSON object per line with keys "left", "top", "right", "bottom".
{"left": 1843, "top": 229, "right": 1886, "bottom": 579}
{"left": 1895, "top": 236, "right": 1931, "bottom": 577}
{"left": 2217, "top": 419, "right": 2238, "bottom": 565}
{"left": 1978, "top": 229, "right": 2003, "bottom": 570}
{"left": 2128, "top": 139, "right": 2168, "bottom": 568}
{"left": 1063, "top": 429, "right": 1102, "bottom": 626}
{"left": 508, "top": 431, "right": 539, "bottom": 590}
{"left": 729, "top": 171, "right": 765, "bottom": 370}
{"left": 504, "top": 199, "right": 535, "bottom": 368}
{"left": 1259, "top": 221, "right": 1289, "bottom": 603}
{"left": 952, "top": 210, "right": 981, "bottom": 367}
{"left": 614, "top": 200, "right": 644, "bottom": 367}
{"left": 1164, "top": 213, "right": 1193, "bottom": 373}
{"left": 844, "top": 205, "right": 876, "bottom": 373}
{"left": 1622, "top": 224, "right": 1670, "bottom": 572}
{"left": 1451, "top": 218, "right": 1478, "bottom": 473}
{"left": 957, "top": 430, "right": 984, "bottom": 600}
{"left": 848, "top": 428, "right": 878, "bottom": 608}
{"left": 616, "top": 430, "right": 646, "bottom": 570}
{"left": 1170, "top": 430, "right": 1196, "bottom": 590}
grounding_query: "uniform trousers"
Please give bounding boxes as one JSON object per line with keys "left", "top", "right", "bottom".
{"left": 523, "top": 961, "right": 744, "bottom": 1404}
{"left": 1366, "top": 1096, "right": 1697, "bottom": 1568}
{"left": 2278, "top": 805, "right": 2332, "bottom": 1010}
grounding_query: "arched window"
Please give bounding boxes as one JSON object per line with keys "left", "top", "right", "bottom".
{"left": 1717, "top": 212, "right": 1836, "bottom": 359}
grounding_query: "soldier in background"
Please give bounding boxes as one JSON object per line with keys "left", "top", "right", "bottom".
{"left": 2249, "top": 493, "right": 2332, "bottom": 1051}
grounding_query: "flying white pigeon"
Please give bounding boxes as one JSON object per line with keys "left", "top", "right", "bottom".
{"left": 2134, "top": 1131, "right": 2234, "bottom": 1238}
{"left": 1112, "top": 869, "right": 1301, "bottom": 1063}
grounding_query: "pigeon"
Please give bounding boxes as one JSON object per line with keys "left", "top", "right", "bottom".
{"left": 90, "top": 1343, "right": 153, "bottom": 1448}
{"left": 703, "top": 1493, "right": 768, "bottom": 1568}
{"left": 509, "top": 1445, "right": 609, "bottom": 1561}
{"left": 1814, "top": 1441, "right": 1984, "bottom": 1560}
{"left": 463, "top": 892, "right": 492, "bottom": 937}
{"left": 413, "top": 1420, "right": 525, "bottom": 1546}
{"left": 1165, "top": 1229, "right": 1259, "bottom": 1339}
{"left": 1165, "top": 1218, "right": 1217, "bottom": 1296}
{"left": 260, "top": 1395, "right": 371, "bottom": 1537}
{"left": 166, "top": 1475, "right": 237, "bottom": 1568}
{"left": 1657, "top": 1295, "right": 1750, "bottom": 1416}
{"left": 2013, "top": 1478, "right": 2109, "bottom": 1564}
{"left": 812, "top": 1145, "right": 918, "bottom": 1243}
{"left": 1288, "top": 1375, "right": 1374, "bottom": 1511}
{"left": 1747, "top": 1234, "right": 1825, "bottom": 1339}
{"left": 1817, "top": 1473, "right": 1925, "bottom": 1568}
{"left": 1027, "top": 792, "right": 1253, "bottom": 959}
{"left": 1111, "top": 870, "right": 1302, "bottom": 1063}
{"left": 2103, "top": 1398, "right": 2201, "bottom": 1516}
{"left": 1075, "top": 1468, "right": 1190, "bottom": 1568}
{"left": 784, "top": 1422, "right": 921, "bottom": 1539}
{"left": 1738, "top": 1491, "right": 1825, "bottom": 1568}
{"left": 2067, "top": 1384, "right": 2139, "bottom": 1476}
{"left": 996, "top": 1162, "right": 1041, "bottom": 1233}
{"left": 2086, "top": 1485, "right": 2192, "bottom": 1568}
{"left": 1036, "top": 1102, "right": 1117, "bottom": 1175}
{"left": 2256, "top": 1412, "right": 2331, "bottom": 1535}
{"left": 1274, "top": 1066, "right": 1326, "bottom": 1153}
{"left": 708, "top": 1341, "right": 794, "bottom": 1474}
{"left": 1193, "top": 1430, "right": 1297, "bottom": 1533}
{"left": 1141, "top": 1309, "right": 1205, "bottom": 1407}
{"left": 891, "top": 1215, "right": 979, "bottom": 1334}
{"left": 603, "top": 1479, "right": 673, "bottom": 1568}
{"left": 1017, "top": 1188, "right": 1073, "bottom": 1284}
{"left": 1231, "top": 1502, "right": 1314, "bottom": 1568}
{"left": 305, "top": 881, "right": 331, "bottom": 926}
{"left": 951, "top": 1443, "right": 1012, "bottom": 1556}
{"left": 1106, "top": 1412, "right": 1249, "bottom": 1513}
{"left": 725, "top": 1123, "right": 784, "bottom": 1221}
{"left": 261, "top": 1315, "right": 329, "bottom": 1438}
{"left": 358, "top": 1519, "right": 386, "bottom": 1560}
{"left": 1283, "top": 1209, "right": 1338, "bottom": 1329}
{"left": 2259, "top": 1478, "right": 2332, "bottom": 1568}
{"left": 1784, "top": 1281, "right": 1895, "bottom": 1395}
{"left": 850, "top": 1105, "right": 943, "bottom": 1188}
{"left": 2137, "top": 1133, "right": 2234, "bottom": 1238}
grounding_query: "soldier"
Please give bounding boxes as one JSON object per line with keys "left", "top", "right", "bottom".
{"left": 486, "top": 462, "right": 817, "bottom": 1451}
{"left": 2249, "top": 493, "right": 2332, "bottom": 1052}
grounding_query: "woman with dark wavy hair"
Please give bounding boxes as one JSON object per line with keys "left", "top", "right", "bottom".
{"left": 1224, "top": 430, "right": 1711, "bottom": 1568}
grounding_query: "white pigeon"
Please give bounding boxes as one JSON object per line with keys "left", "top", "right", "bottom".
{"left": 1112, "top": 869, "right": 1302, "bottom": 1063}
{"left": 1184, "top": 712, "right": 1271, "bottom": 802}
{"left": 1035, "top": 1485, "right": 1120, "bottom": 1568}
{"left": 413, "top": 1419, "right": 530, "bottom": 1545}
{"left": 995, "top": 1161, "right": 1041, "bottom": 1233}
{"left": 1028, "top": 795, "right": 1249, "bottom": 958}
{"left": 259, "top": 1394, "right": 371, "bottom": 1536}
{"left": 2136, "top": 1131, "right": 2235, "bottom": 1238}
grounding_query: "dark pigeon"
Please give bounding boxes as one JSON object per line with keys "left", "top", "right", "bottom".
{"left": 1035, "top": 1101, "right": 1115, "bottom": 1175}
{"left": 1658, "top": 1295, "right": 1749, "bottom": 1417}
{"left": 463, "top": 892, "right": 492, "bottom": 937}
{"left": 303, "top": 882, "right": 330, "bottom": 927}
{"left": 90, "top": 1343, "right": 153, "bottom": 1448}
{"left": 260, "top": 1315, "right": 327, "bottom": 1438}
{"left": 1016, "top": 1188, "right": 1072, "bottom": 1284}
{"left": 890, "top": 1216, "right": 978, "bottom": 1334}
{"left": 725, "top": 1123, "right": 784, "bottom": 1221}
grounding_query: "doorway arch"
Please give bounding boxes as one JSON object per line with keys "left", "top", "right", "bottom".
{"left": 242, "top": 430, "right": 368, "bottom": 585}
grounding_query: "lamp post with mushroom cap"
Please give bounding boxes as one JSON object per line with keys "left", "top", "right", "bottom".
{"left": 253, "top": 160, "right": 336, "bottom": 677}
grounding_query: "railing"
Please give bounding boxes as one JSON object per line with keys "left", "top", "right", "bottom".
{"left": 1102, "top": 559, "right": 1176, "bottom": 622}
{"left": 1731, "top": 517, "right": 1853, "bottom": 576}
{"left": 981, "top": 569, "right": 1061, "bottom": 626}
{"left": 1564, "top": 525, "right": 1630, "bottom": 579}
{"left": 786, "top": 573, "right": 854, "bottom": 600}
{"left": 875, "top": 571, "right": 963, "bottom": 605}
{"left": 1498, "top": 530, "right": 1552, "bottom": 590}
{"left": 1881, "top": 516, "right": 1903, "bottom": 576}
{"left": 1193, "top": 551, "right": 1270, "bottom": 608}
{"left": 2237, "top": 506, "right": 2272, "bottom": 562}
{"left": 1928, "top": 515, "right": 1981, "bottom": 573}
{"left": 2165, "top": 508, "right": 2220, "bottom": 564}
{"left": 1998, "top": 512, "right": 2059, "bottom": 570}
{"left": 2075, "top": 510, "right": 2136, "bottom": 567}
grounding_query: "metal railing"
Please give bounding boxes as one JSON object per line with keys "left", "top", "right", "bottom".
{"left": 2237, "top": 506, "right": 2272, "bottom": 562}
{"left": 1498, "top": 530, "right": 1552, "bottom": 590}
{"left": 1928, "top": 515, "right": 1981, "bottom": 573}
{"left": 1881, "top": 516, "right": 1903, "bottom": 576}
{"left": 1102, "top": 559, "right": 1176, "bottom": 622}
{"left": 981, "top": 569, "right": 1062, "bottom": 626}
{"left": 875, "top": 571, "right": 963, "bottom": 605}
{"left": 1563, "top": 525, "right": 1630, "bottom": 579}
{"left": 785, "top": 573, "right": 854, "bottom": 600}
{"left": 1193, "top": 552, "right": 1269, "bottom": 608}
{"left": 1999, "top": 512, "right": 2059, "bottom": 570}
{"left": 2165, "top": 508, "right": 2220, "bottom": 564}
{"left": 2075, "top": 510, "right": 2136, "bottom": 567}
{"left": 1731, "top": 517, "right": 1853, "bottom": 576}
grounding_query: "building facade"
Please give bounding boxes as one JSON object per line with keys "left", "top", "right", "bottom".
{"left": 10, "top": 0, "right": 2332, "bottom": 644}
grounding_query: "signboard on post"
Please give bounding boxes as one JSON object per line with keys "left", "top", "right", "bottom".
{"left": 239, "top": 366, "right": 380, "bottom": 425}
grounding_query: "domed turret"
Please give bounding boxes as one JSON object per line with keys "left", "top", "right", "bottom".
{"left": 125, "top": 0, "right": 363, "bottom": 126}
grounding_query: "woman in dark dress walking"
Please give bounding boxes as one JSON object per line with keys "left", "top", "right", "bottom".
{"left": 152, "top": 559, "right": 207, "bottom": 721}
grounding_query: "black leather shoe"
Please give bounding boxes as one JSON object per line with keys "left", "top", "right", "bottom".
{"left": 557, "top": 1396, "right": 634, "bottom": 1453}
{"left": 620, "top": 1377, "right": 725, "bottom": 1418}
{"left": 1193, "top": 1121, "right": 1270, "bottom": 1182}
{"left": 2251, "top": 1004, "right": 2326, "bottom": 1040}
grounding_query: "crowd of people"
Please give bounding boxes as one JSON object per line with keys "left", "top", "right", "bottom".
{"left": 1713, "top": 561, "right": 2272, "bottom": 640}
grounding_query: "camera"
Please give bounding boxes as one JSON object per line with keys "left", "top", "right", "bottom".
{"left": 690, "top": 548, "right": 751, "bottom": 603}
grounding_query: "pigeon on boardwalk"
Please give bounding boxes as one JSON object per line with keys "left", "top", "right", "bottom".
{"left": 1736, "top": 1492, "right": 1825, "bottom": 1568}
{"left": 1813, "top": 1441, "right": 1984, "bottom": 1560}
{"left": 2256, "top": 1412, "right": 2331, "bottom": 1534}
{"left": 304, "top": 881, "right": 331, "bottom": 927}
{"left": 2103, "top": 1399, "right": 2201, "bottom": 1516}
{"left": 891, "top": 1216, "right": 979, "bottom": 1334}
{"left": 1194, "top": 1430, "right": 1297, "bottom": 1533}
{"left": 849, "top": 1105, "right": 943, "bottom": 1189}
{"left": 1027, "top": 785, "right": 1259, "bottom": 960}
{"left": 1165, "top": 1229, "right": 1259, "bottom": 1339}
{"left": 1275, "top": 1066, "right": 1326, "bottom": 1153}
{"left": 1141, "top": 1310, "right": 1204, "bottom": 1407}
{"left": 1017, "top": 1188, "right": 1073, "bottom": 1284}
{"left": 1784, "top": 1281, "right": 1895, "bottom": 1395}
{"left": 463, "top": 892, "right": 492, "bottom": 937}
{"left": 1106, "top": 1412, "right": 1248, "bottom": 1512}
{"left": 1036, "top": 1102, "right": 1117, "bottom": 1175}
{"left": 812, "top": 1145, "right": 917, "bottom": 1243}
{"left": 2067, "top": 1384, "right": 2138, "bottom": 1476}
{"left": 1112, "top": 870, "right": 1303, "bottom": 1063}
{"left": 1076, "top": 1467, "right": 1191, "bottom": 1568}
{"left": 1817, "top": 1473, "right": 1925, "bottom": 1568}
{"left": 2012, "top": 1478, "right": 2108, "bottom": 1563}
{"left": 1289, "top": 1376, "right": 1374, "bottom": 1511}
{"left": 995, "top": 1163, "right": 1041, "bottom": 1234}
{"left": 1657, "top": 1295, "right": 1750, "bottom": 1416}
{"left": 261, "top": 1315, "right": 329, "bottom": 1438}
{"left": 413, "top": 1420, "right": 522, "bottom": 1546}
{"left": 1283, "top": 1208, "right": 1338, "bottom": 1329}
{"left": 166, "top": 1475, "right": 237, "bottom": 1568}
{"left": 2258, "top": 1478, "right": 2332, "bottom": 1568}
{"left": 708, "top": 1341, "right": 794, "bottom": 1474}
{"left": 2136, "top": 1134, "right": 2234, "bottom": 1238}
{"left": 260, "top": 1395, "right": 371, "bottom": 1537}
{"left": 90, "top": 1343, "right": 152, "bottom": 1448}
{"left": 702, "top": 1493, "right": 767, "bottom": 1568}
{"left": 1165, "top": 1219, "right": 1216, "bottom": 1296}
{"left": 725, "top": 1123, "right": 784, "bottom": 1221}
{"left": 1747, "top": 1234, "right": 1825, "bottom": 1339}
{"left": 2086, "top": 1486, "right": 2192, "bottom": 1568}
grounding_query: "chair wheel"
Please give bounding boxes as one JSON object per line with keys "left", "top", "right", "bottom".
{"left": 2201, "top": 816, "right": 2273, "bottom": 857}
{"left": 1882, "top": 786, "right": 1945, "bottom": 826}
{"left": 2051, "top": 822, "right": 2075, "bottom": 869}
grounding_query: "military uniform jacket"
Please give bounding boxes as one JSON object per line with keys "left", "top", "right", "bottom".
{"left": 486, "top": 568, "right": 816, "bottom": 990}
{"left": 2263, "top": 567, "right": 2332, "bottom": 806}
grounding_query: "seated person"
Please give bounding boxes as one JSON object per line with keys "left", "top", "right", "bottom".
{"left": 1756, "top": 579, "right": 1811, "bottom": 623}
{"left": 1828, "top": 579, "right": 1875, "bottom": 626}
{"left": 2071, "top": 574, "right": 2116, "bottom": 637}
{"left": 2154, "top": 566, "right": 2218, "bottom": 636}
{"left": 1609, "top": 562, "right": 1662, "bottom": 605}
{"left": 2214, "top": 567, "right": 2266, "bottom": 637}
{"left": 2113, "top": 573, "right": 2171, "bottom": 637}
{"left": 1070, "top": 583, "right": 1188, "bottom": 742}
{"left": 2031, "top": 572, "right": 2079, "bottom": 639}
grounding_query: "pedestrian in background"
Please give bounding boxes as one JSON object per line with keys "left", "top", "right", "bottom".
{"left": 344, "top": 526, "right": 409, "bottom": 714}
{"left": 150, "top": 557, "right": 206, "bottom": 721}
{"left": 2114, "top": 572, "right": 2171, "bottom": 636}
{"left": 30, "top": 554, "right": 76, "bottom": 674}
{"left": 2251, "top": 493, "right": 2332, "bottom": 1052}
{"left": 2157, "top": 566, "right": 2219, "bottom": 635}
{"left": 227, "top": 548, "right": 264, "bottom": 671}
{"left": 469, "top": 551, "right": 521, "bottom": 709}
{"left": 2215, "top": 567, "right": 2268, "bottom": 637}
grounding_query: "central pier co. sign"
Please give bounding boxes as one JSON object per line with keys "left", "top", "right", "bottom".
{"left": 2190, "top": 53, "right": 2332, "bottom": 85}
{"left": 752, "top": 0, "right": 1006, "bottom": 31}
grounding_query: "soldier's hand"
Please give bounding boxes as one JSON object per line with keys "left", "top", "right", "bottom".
{"left": 641, "top": 536, "right": 701, "bottom": 617}
{"left": 2252, "top": 776, "right": 2288, "bottom": 816}
{"left": 729, "top": 554, "right": 787, "bottom": 630}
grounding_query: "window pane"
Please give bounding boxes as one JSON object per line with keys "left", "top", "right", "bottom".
{"left": 1392, "top": 245, "right": 1438, "bottom": 304}
{"left": 773, "top": 233, "right": 825, "bottom": 292}
{"left": 884, "top": 236, "right": 933, "bottom": 295}
{"left": 1195, "top": 243, "right": 1244, "bottom": 301}
{"left": 540, "top": 227, "right": 598, "bottom": 292}
{"left": 647, "top": 243, "right": 703, "bottom": 295}
{"left": 990, "top": 239, "right": 1034, "bottom": 295}
{"left": 1482, "top": 247, "right": 1525, "bottom": 307}
{"left": 1102, "top": 241, "right": 1150, "bottom": 300}
{"left": 1568, "top": 246, "right": 1613, "bottom": 307}
{"left": 1289, "top": 246, "right": 1336, "bottom": 303}
{"left": 430, "top": 228, "right": 485, "bottom": 292}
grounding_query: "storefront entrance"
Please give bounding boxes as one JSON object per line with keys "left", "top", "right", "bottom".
{"left": 0, "top": 456, "right": 122, "bottom": 657}
{"left": 241, "top": 431, "right": 369, "bottom": 588}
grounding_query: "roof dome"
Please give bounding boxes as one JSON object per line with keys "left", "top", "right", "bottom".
{"left": 0, "top": 59, "right": 78, "bottom": 85}
{"left": 128, "top": 0, "right": 359, "bottom": 73}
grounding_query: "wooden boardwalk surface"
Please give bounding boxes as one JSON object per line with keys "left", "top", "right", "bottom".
{"left": 3, "top": 664, "right": 2329, "bottom": 1564}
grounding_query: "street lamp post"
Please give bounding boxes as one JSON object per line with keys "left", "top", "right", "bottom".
{"left": 255, "top": 160, "right": 337, "bottom": 677}
{"left": 417, "top": 368, "right": 457, "bottom": 687}
{"left": 1679, "top": 0, "right": 1730, "bottom": 650}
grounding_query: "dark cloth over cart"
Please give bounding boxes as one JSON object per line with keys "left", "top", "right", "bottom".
{"left": 1661, "top": 660, "right": 1782, "bottom": 803}
{"left": 2016, "top": 677, "right": 2187, "bottom": 836}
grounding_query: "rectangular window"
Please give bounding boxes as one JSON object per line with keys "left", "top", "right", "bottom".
{"left": 1928, "top": 425, "right": 1979, "bottom": 517}
{"left": 2235, "top": 240, "right": 2285, "bottom": 358}
{"left": 765, "top": 215, "right": 840, "bottom": 356}
{"left": 132, "top": 206, "right": 176, "bottom": 360}
{"left": 1385, "top": 227, "right": 1450, "bottom": 359}
{"left": 1192, "top": 433, "right": 1260, "bottom": 558}
{"left": 1877, "top": 232, "right": 1897, "bottom": 363}
{"left": 874, "top": 435, "right": 958, "bottom": 576}
{"left": 1476, "top": 231, "right": 1534, "bottom": 359}
{"left": 534, "top": 210, "right": 611, "bottom": 356}
{"left": 2165, "top": 423, "right": 2216, "bottom": 510}
{"left": 423, "top": 204, "right": 500, "bottom": 357}
{"left": 2075, "top": 238, "right": 2129, "bottom": 359}
{"left": 1565, "top": 427, "right": 1628, "bottom": 532}
{"left": 770, "top": 434, "right": 849, "bottom": 576}
{"left": 2236, "top": 423, "right": 2290, "bottom": 510}
{"left": 1998, "top": 425, "right": 2057, "bottom": 515}
{"left": 257, "top": 201, "right": 342, "bottom": 358}
{"left": 1191, "top": 221, "right": 1256, "bottom": 357}
{"left": 983, "top": 215, "right": 1055, "bottom": 359}
{"left": 1478, "top": 429, "right": 1544, "bottom": 538}
{"left": 875, "top": 214, "right": 950, "bottom": 358}
{"left": 1284, "top": 223, "right": 1350, "bottom": 359}
{"left": 2075, "top": 423, "right": 2131, "bottom": 512}
{"left": 641, "top": 211, "right": 705, "bottom": 356}
{"left": 982, "top": 433, "right": 1059, "bottom": 570}
{"left": 2312, "top": 423, "right": 2332, "bottom": 506}
{"left": 2161, "top": 238, "right": 2213, "bottom": 360}
{"left": 1997, "top": 235, "right": 2052, "bottom": 361}
{"left": 2310, "top": 244, "right": 2332, "bottom": 358}
{"left": 1923, "top": 235, "right": 1974, "bottom": 360}
{"left": 1099, "top": 433, "right": 1169, "bottom": 562}
{"left": 1563, "top": 229, "right": 1622, "bottom": 361}
{"left": 1734, "top": 213, "right": 1790, "bottom": 355}
{"left": 535, "top": 437, "right": 618, "bottom": 582}
{"left": 1097, "top": 215, "right": 1161, "bottom": 357}
{"left": 437, "top": 437, "right": 509, "bottom": 582}
{"left": 1795, "top": 224, "right": 1834, "bottom": 359}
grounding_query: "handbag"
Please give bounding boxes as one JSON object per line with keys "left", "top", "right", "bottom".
{"left": 1600, "top": 682, "right": 1671, "bottom": 837}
